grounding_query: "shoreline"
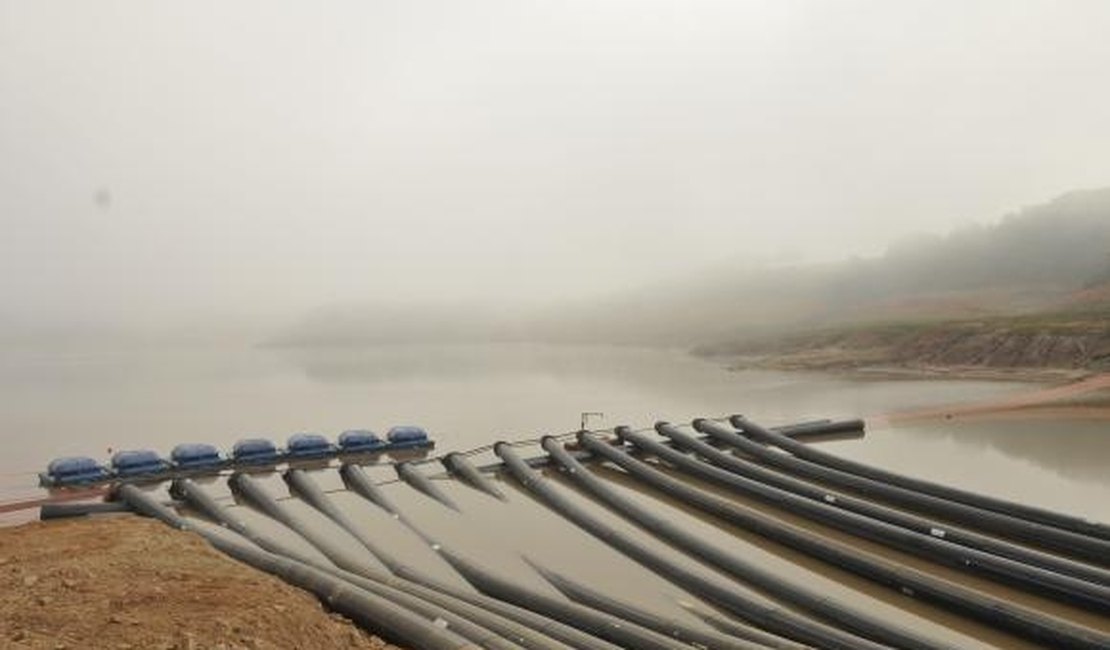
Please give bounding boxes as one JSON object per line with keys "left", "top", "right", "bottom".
{"left": 703, "top": 347, "right": 1110, "bottom": 422}
{"left": 880, "top": 372, "right": 1110, "bottom": 423}
{"left": 728, "top": 359, "right": 1096, "bottom": 384}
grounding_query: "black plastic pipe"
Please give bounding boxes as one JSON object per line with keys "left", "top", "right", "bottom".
{"left": 341, "top": 465, "right": 691, "bottom": 650}
{"left": 692, "top": 420, "right": 1110, "bottom": 566}
{"left": 340, "top": 464, "right": 404, "bottom": 514}
{"left": 590, "top": 432, "right": 1110, "bottom": 650}
{"left": 176, "top": 478, "right": 578, "bottom": 650}
{"left": 397, "top": 461, "right": 461, "bottom": 511}
{"left": 339, "top": 465, "right": 645, "bottom": 650}
{"left": 224, "top": 475, "right": 532, "bottom": 649}
{"left": 654, "top": 424, "right": 1110, "bottom": 611}
{"left": 677, "top": 601, "right": 813, "bottom": 650}
{"left": 39, "top": 501, "right": 132, "bottom": 520}
{"left": 171, "top": 478, "right": 323, "bottom": 565}
{"left": 774, "top": 418, "right": 865, "bottom": 441}
{"left": 540, "top": 436, "right": 946, "bottom": 650}
{"left": 229, "top": 472, "right": 379, "bottom": 575}
{"left": 646, "top": 425, "right": 1110, "bottom": 587}
{"left": 224, "top": 475, "right": 528, "bottom": 649}
{"left": 443, "top": 452, "right": 507, "bottom": 500}
{"left": 284, "top": 469, "right": 408, "bottom": 573}
{"left": 392, "top": 563, "right": 626, "bottom": 650}
{"left": 437, "top": 546, "right": 711, "bottom": 650}
{"left": 285, "top": 472, "right": 579, "bottom": 650}
{"left": 731, "top": 414, "right": 1110, "bottom": 542}
{"left": 528, "top": 560, "right": 780, "bottom": 650}
{"left": 494, "top": 443, "right": 893, "bottom": 650}
{"left": 115, "top": 485, "right": 482, "bottom": 650}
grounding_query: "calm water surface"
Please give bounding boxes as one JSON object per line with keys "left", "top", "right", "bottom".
{"left": 2, "top": 342, "right": 1108, "bottom": 522}
{"left": 5, "top": 343, "right": 1109, "bottom": 647}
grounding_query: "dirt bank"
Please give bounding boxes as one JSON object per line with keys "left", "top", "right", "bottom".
{"left": 0, "top": 516, "right": 406, "bottom": 650}
{"left": 696, "top": 316, "right": 1110, "bottom": 380}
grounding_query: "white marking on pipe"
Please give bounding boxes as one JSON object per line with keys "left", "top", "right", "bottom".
{"left": 930, "top": 528, "right": 946, "bottom": 538}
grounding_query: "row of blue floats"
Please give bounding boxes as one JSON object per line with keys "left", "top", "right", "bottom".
{"left": 39, "top": 426, "right": 433, "bottom": 488}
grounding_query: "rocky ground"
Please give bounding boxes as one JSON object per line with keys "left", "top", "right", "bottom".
{"left": 696, "top": 314, "right": 1110, "bottom": 380}
{"left": 0, "top": 516, "right": 406, "bottom": 650}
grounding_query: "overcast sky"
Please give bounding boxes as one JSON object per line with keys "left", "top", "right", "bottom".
{"left": 3, "top": 1, "right": 1109, "bottom": 329}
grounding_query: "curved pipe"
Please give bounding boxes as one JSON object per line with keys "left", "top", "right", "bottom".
{"left": 730, "top": 415, "right": 1110, "bottom": 542}
{"left": 676, "top": 601, "right": 812, "bottom": 650}
{"left": 223, "top": 475, "right": 526, "bottom": 650}
{"left": 397, "top": 462, "right": 460, "bottom": 511}
{"left": 540, "top": 436, "right": 945, "bottom": 650}
{"left": 209, "top": 534, "right": 486, "bottom": 650}
{"left": 340, "top": 465, "right": 634, "bottom": 650}
{"left": 393, "top": 563, "right": 626, "bottom": 650}
{"left": 229, "top": 472, "right": 376, "bottom": 575}
{"left": 591, "top": 432, "right": 1110, "bottom": 650}
{"left": 115, "top": 485, "right": 481, "bottom": 650}
{"left": 691, "top": 420, "right": 1110, "bottom": 566}
{"left": 176, "top": 478, "right": 576, "bottom": 650}
{"left": 285, "top": 469, "right": 408, "bottom": 573}
{"left": 493, "top": 442, "right": 892, "bottom": 650}
{"left": 643, "top": 425, "right": 1109, "bottom": 587}
{"left": 526, "top": 559, "right": 782, "bottom": 650}
{"left": 172, "top": 478, "right": 323, "bottom": 565}
{"left": 656, "top": 424, "right": 1110, "bottom": 610}
{"left": 443, "top": 452, "right": 506, "bottom": 500}
{"left": 283, "top": 471, "right": 594, "bottom": 649}
{"left": 340, "top": 463, "right": 404, "bottom": 514}
{"left": 437, "top": 546, "right": 698, "bottom": 650}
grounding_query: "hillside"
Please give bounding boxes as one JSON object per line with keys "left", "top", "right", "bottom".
{"left": 530, "top": 187, "right": 1110, "bottom": 349}
{"left": 694, "top": 306, "right": 1110, "bottom": 377}
{"left": 271, "top": 188, "right": 1110, "bottom": 355}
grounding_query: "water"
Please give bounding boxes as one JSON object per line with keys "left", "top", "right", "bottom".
{"left": 3, "top": 343, "right": 1106, "bottom": 504}
{"left": 5, "top": 342, "right": 1109, "bottom": 647}
{"left": 4, "top": 342, "right": 1109, "bottom": 522}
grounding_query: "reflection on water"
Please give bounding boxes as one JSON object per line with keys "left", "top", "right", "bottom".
{"left": 900, "top": 418, "right": 1110, "bottom": 485}
{"left": 175, "top": 459, "right": 1103, "bottom": 649}
{"left": 819, "top": 420, "right": 1110, "bottom": 522}
{"left": 6, "top": 342, "right": 1108, "bottom": 648}
{"left": 2, "top": 343, "right": 1107, "bottom": 521}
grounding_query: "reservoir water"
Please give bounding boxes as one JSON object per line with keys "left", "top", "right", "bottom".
{"left": 3, "top": 342, "right": 1107, "bottom": 522}
{"left": 4, "top": 342, "right": 1109, "bottom": 647}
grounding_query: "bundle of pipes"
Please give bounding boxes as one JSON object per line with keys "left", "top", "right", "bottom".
{"left": 109, "top": 416, "right": 1110, "bottom": 650}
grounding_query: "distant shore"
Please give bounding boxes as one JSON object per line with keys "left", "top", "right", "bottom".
{"left": 696, "top": 313, "right": 1110, "bottom": 384}
{"left": 874, "top": 372, "right": 1110, "bottom": 424}
{"left": 693, "top": 315, "right": 1110, "bottom": 423}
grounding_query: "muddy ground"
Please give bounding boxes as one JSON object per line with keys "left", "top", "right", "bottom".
{"left": 0, "top": 516, "right": 406, "bottom": 650}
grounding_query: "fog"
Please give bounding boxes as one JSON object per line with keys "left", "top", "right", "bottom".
{"left": 3, "top": 1, "right": 1110, "bottom": 341}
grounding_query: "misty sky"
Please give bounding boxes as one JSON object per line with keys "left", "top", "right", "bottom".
{"left": 3, "top": 1, "right": 1110, "bottom": 328}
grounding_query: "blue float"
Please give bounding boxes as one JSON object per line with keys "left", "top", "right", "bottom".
{"left": 232, "top": 438, "right": 281, "bottom": 465}
{"left": 39, "top": 456, "right": 112, "bottom": 487}
{"left": 111, "top": 449, "right": 171, "bottom": 478}
{"left": 39, "top": 426, "right": 436, "bottom": 489}
{"left": 338, "top": 429, "right": 385, "bottom": 453}
{"left": 171, "top": 443, "right": 224, "bottom": 470}
{"left": 286, "top": 433, "right": 335, "bottom": 459}
{"left": 387, "top": 425, "right": 432, "bottom": 449}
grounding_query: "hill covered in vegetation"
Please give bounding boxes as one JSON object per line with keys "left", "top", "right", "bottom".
{"left": 273, "top": 187, "right": 1110, "bottom": 372}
